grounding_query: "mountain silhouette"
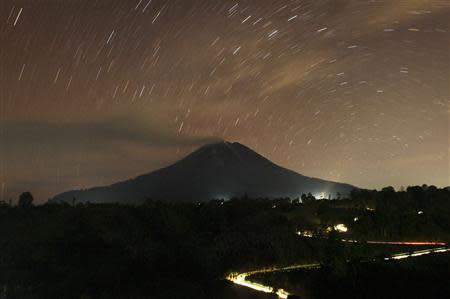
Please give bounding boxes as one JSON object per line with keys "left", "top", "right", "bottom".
{"left": 50, "top": 141, "right": 356, "bottom": 204}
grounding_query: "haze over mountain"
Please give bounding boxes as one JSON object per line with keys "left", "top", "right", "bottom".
{"left": 50, "top": 142, "right": 356, "bottom": 204}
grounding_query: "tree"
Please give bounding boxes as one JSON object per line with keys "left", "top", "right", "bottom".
{"left": 18, "top": 192, "right": 34, "bottom": 208}
{"left": 381, "top": 186, "right": 395, "bottom": 193}
{"left": 301, "top": 193, "right": 307, "bottom": 203}
{"left": 301, "top": 192, "right": 316, "bottom": 203}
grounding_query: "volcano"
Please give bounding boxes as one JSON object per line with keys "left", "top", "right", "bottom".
{"left": 50, "top": 141, "right": 356, "bottom": 204}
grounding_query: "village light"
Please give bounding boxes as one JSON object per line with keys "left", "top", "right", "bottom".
{"left": 333, "top": 224, "right": 348, "bottom": 233}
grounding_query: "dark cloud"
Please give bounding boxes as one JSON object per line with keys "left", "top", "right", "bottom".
{"left": 0, "top": 116, "right": 220, "bottom": 201}
{"left": 2, "top": 118, "right": 220, "bottom": 150}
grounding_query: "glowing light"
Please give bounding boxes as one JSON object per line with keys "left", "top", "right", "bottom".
{"left": 366, "top": 241, "right": 446, "bottom": 246}
{"left": 232, "top": 274, "right": 273, "bottom": 293}
{"left": 384, "top": 247, "right": 449, "bottom": 260}
{"left": 341, "top": 239, "right": 357, "bottom": 243}
{"left": 297, "top": 230, "right": 314, "bottom": 237}
{"left": 276, "top": 289, "right": 289, "bottom": 299}
{"left": 315, "top": 192, "right": 326, "bottom": 199}
{"left": 391, "top": 254, "right": 409, "bottom": 260}
{"left": 411, "top": 251, "right": 428, "bottom": 257}
{"left": 333, "top": 224, "right": 348, "bottom": 233}
{"left": 227, "top": 263, "right": 320, "bottom": 298}
{"left": 433, "top": 248, "right": 450, "bottom": 253}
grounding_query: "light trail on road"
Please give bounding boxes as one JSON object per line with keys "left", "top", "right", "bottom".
{"left": 227, "top": 263, "right": 320, "bottom": 298}
{"left": 227, "top": 244, "right": 448, "bottom": 298}
{"left": 341, "top": 240, "right": 447, "bottom": 246}
{"left": 385, "top": 247, "right": 450, "bottom": 261}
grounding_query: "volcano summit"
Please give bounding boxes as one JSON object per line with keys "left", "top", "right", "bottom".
{"left": 50, "top": 142, "right": 356, "bottom": 204}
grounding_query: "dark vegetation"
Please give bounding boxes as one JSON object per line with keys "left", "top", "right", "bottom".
{"left": 0, "top": 185, "right": 449, "bottom": 299}
{"left": 252, "top": 252, "right": 450, "bottom": 299}
{"left": 347, "top": 185, "right": 450, "bottom": 242}
{"left": 0, "top": 197, "right": 321, "bottom": 299}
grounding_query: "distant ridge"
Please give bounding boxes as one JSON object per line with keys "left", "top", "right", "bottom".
{"left": 49, "top": 141, "right": 357, "bottom": 204}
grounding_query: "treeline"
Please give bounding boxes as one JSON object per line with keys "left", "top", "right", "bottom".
{"left": 347, "top": 185, "right": 450, "bottom": 242}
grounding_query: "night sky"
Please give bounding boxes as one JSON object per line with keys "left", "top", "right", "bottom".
{"left": 1, "top": 0, "right": 449, "bottom": 203}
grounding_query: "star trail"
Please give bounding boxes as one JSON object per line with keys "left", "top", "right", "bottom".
{"left": 0, "top": 0, "right": 449, "bottom": 202}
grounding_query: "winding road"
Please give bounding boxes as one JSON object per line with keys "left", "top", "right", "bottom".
{"left": 226, "top": 242, "right": 449, "bottom": 299}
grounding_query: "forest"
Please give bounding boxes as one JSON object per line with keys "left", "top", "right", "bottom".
{"left": 0, "top": 185, "right": 449, "bottom": 299}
